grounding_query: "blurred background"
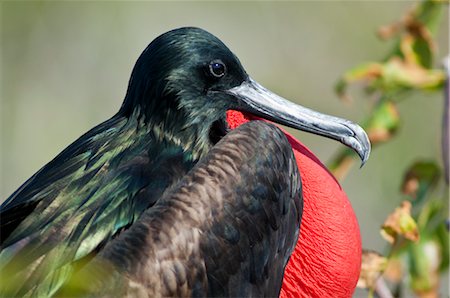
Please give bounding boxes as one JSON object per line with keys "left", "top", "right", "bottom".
{"left": 1, "top": 1, "right": 448, "bottom": 297}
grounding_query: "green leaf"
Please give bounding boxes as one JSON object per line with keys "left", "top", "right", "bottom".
{"left": 381, "top": 201, "right": 420, "bottom": 244}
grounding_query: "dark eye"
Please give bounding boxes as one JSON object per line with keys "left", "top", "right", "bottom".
{"left": 209, "top": 60, "right": 226, "bottom": 78}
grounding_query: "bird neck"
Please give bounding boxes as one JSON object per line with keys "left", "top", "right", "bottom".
{"left": 122, "top": 106, "right": 219, "bottom": 161}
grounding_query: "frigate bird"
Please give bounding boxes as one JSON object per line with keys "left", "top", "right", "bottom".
{"left": 0, "top": 27, "right": 370, "bottom": 297}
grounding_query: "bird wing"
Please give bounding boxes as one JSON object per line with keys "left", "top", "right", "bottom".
{"left": 200, "top": 121, "right": 303, "bottom": 297}
{"left": 0, "top": 115, "right": 194, "bottom": 297}
{"left": 56, "top": 121, "right": 303, "bottom": 297}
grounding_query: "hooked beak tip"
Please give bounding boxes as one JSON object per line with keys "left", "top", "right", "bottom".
{"left": 352, "top": 126, "right": 371, "bottom": 167}
{"left": 359, "top": 150, "right": 370, "bottom": 168}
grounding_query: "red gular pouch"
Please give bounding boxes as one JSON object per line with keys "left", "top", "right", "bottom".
{"left": 226, "top": 110, "right": 361, "bottom": 298}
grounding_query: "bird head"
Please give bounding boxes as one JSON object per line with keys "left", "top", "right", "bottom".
{"left": 120, "top": 27, "right": 370, "bottom": 163}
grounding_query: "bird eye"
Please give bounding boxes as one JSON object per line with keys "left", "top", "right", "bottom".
{"left": 209, "top": 60, "right": 226, "bottom": 78}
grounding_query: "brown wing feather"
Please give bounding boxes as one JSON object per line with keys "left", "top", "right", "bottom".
{"left": 58, "top": 120, "right": 302, "bottom": 297}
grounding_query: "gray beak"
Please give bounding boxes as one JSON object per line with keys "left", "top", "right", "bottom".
{"left": 226, "top": 77, "right": 371, "bottom": 165}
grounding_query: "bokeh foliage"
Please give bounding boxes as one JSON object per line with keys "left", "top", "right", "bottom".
{"left": 328, "top": 1, "right": 449, "bottom": 297}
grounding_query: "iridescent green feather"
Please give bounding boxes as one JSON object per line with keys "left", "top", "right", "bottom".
{"left": 0, "top": 112, "right": 196, "bottom": 296}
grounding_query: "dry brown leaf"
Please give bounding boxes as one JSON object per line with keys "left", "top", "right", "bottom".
{"left": 357, "top": 250, "right": 388, "bottom": 289}
{"left": 377, "top": 5, "right": 436, "bottom": 54}
{"left": 402, "top": 176, "right": 420, "bottom": 197}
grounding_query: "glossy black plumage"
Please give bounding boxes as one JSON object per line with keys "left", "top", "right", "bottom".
{"left": 57, "top": 121, "right": 302, "bottom": 297}
{"left": 0, "top": 27, "right": 370, "bottom": 296}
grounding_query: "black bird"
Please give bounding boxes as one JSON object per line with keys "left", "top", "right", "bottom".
{"left": 0, "top": 27, "right": 370, "bottom": 296}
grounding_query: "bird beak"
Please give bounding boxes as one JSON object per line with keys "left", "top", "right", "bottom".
{"left": 226, "top": 77, "right": 371, "bottom": 165}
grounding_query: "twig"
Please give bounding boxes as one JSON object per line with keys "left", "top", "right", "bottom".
{"left": 375, "top": 277, "right": 394, "bottom": 298}
{"left": 442, "top": 55, "right": 449, "bottom": 185}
